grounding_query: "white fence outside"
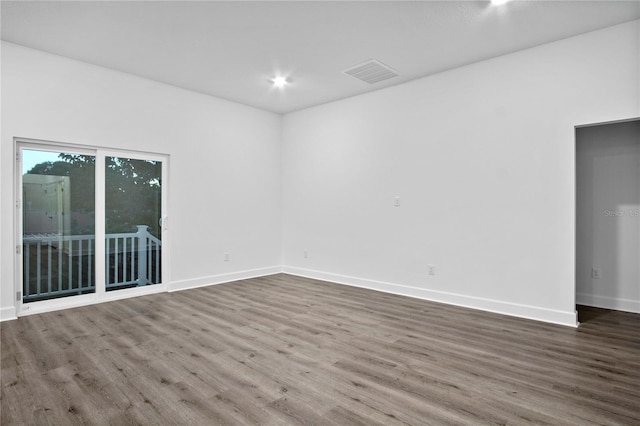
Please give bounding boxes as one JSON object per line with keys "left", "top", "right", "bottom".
{"left": 23, "top": 225, "right": 161, "bottom": 302}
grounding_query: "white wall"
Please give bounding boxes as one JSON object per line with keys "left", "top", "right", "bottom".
{"left": 282, "top": 20, "right": 640, "bottom": 326}
{"left": 0, "top": 43, "right": 3, "bottom": 320}
{"left": 576, "top": 120, "right": 640, "bottom": 313}
{"left": 1, "top": 42, "right": 283, "bottom": 320}
{"left": 3, "top": 21, "right": 639, "bottom": 325}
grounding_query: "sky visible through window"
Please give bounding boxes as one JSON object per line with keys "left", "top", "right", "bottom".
{"left": 22, "top": 150, "right": 62, "bottom": 173}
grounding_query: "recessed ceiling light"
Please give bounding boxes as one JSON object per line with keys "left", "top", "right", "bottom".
{"left": 271, "top": 76, "right": 290, "bottom": 88}
{"left": 491, "top": 0, "right": 511, "bottom": 5}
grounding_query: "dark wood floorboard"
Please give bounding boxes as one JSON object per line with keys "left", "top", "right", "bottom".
{"left": 2, "top": 273, "right": 639, "bottom": 425}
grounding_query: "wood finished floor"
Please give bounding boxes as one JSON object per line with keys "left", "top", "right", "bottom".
{"left": 1, "top": 274, "right": 639, "bottom": 425}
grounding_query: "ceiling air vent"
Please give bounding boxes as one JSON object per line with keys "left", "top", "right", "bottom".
{"left": 343, "top": 59, "right": 399, "bottom": 85}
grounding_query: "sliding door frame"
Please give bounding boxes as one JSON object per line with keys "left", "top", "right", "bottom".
{"left": 14, "top": 138, "right": 170, "bottom": 316}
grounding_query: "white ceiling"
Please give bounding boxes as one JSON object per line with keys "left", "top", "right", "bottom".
{"left": 2, "top": 1, "right": 639, "bottom": 114}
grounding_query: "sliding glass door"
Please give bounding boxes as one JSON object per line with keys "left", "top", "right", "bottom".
{"left": 21, "top": 149, "right": 97, "bottom": 302}
{"left": 17, "top": 142, "right": 168, "bottom": 313}
{"left": 105, "top": 156, "right": 163, "bottom": 292}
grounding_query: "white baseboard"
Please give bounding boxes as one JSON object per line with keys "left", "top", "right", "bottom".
{"left": 3, "top": 266, "right": 582, "bottom": 327}
{"left": 0, "top": 306, "right": 17, "bottom": 322}
{"left": 282, "top": 266, "right": 578, "bottom": 327}
{"left": 169, "top": 266, "right": 282, "bottom": 292}
{"left": 8, "top": 267, "right": 281, "bottom": 319}
{"left": 576, "top": 292, "right": 640, "bottom": 314}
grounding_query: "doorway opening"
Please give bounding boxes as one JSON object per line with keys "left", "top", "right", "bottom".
{"left": 575, "top": 118, "right": 640, "bottom": 321}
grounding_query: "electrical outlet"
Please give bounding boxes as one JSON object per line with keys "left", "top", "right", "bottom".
{"left": 394, "top": 197, "right": 401, "bottom": 207}
{"left": 428, "top": 264, "right": 435, "bottom": 276}
{"left": 224, "top": 252, "right": 230, "bottom": 262}
{"left": 592, "top": 268, "right": 601, "bottom": 279}
{"left": 304, "top": 250, "right": 308, "bottom": 259}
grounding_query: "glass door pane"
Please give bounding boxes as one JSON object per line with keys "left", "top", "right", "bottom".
{"left": 105, "top": 156, "right": 162, "bottom": 291}
{"left": 22, "top": 149, "right": 96, "bottom": 302}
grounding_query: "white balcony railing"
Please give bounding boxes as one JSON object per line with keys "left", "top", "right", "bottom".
{"left": 23, "top": 225, "right": 161, "bottom": 302}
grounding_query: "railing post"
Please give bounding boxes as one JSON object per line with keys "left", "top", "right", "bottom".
{"left": 136, "top": 225, "right": 149, "bottom": 286}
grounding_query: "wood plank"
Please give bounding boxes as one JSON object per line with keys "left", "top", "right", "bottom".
{"left": 2, "top": 273, "right": 640, "bottom": 425}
